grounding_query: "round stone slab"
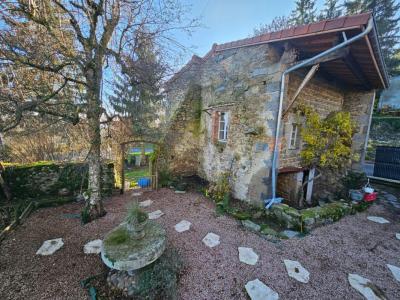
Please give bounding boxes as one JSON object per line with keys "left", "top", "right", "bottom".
{"left": 101, "top": 221, "right": 166, "bottom": 271}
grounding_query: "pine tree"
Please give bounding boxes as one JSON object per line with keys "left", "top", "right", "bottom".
{"left": 109, "top": 35, "right": 164, "bottom": 137}
{"left": 344, "top": 0, "right": 400, "bottom": 75}
{"left": 290, "top": 0, "right": 317, "bottom": 25}
{"left": 320, "top": 0, "right": 342, "bottom": 19}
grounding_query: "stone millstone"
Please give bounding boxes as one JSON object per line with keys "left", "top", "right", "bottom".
{"left": 367, "top": 216, "right": 390, "bottom": 224}
{"left": 36, "top": 238, "right": 64, "bottom": 256}
{"left": 348, "top": 273, "right": 386, "bottom": 300}
{"left": 101, "top": 221, "right": 166, "bottom": 271}
{"left": 245, "top": 279, "right": 279, "bottom": 300}
{"left": 284, "top": 259, "right": 310, "bottom": 283}
{"left": 238, "top": 247, "right": 259, "bottom": 265}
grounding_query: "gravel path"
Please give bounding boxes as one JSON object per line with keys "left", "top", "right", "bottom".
{"left": 1, "top": 188, "right": 400, "bottom": 300}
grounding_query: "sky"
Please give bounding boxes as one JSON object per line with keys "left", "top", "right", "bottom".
{"left": 172, "top": 0, "right": 326, "bottom": 64}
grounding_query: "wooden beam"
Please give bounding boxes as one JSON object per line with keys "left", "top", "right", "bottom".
{"left": 282, "top": 64, "right": 319, "bottom": 117}
{"left": 298, "top": 47, "right": 349, "bottom": 68}
{"left": 342, "top": 52, "right": 371, "bottom": 90}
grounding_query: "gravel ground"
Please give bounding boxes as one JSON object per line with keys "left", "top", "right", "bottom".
{"left": 1, "top": 188, "right": 400, "bottom": 300}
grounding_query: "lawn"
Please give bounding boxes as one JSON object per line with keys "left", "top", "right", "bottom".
{"left": 125, "top": 167, "right": 150, "bottom": 181}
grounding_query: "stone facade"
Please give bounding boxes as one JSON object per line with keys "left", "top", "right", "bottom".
{"left": 163, "top": 43, "right": 375, "bottom": 206}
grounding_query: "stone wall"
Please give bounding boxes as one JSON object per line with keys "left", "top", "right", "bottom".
{"left": 280, "top": 73, "right": 344, "bottom": 168}
{"left": 164, "top": 42, "right": 376, "bottom": 207}
{"left": 0, "top": 161, "right": 114, "bottom": 200}
{"left": 160, "top": 84, "right": 202, "bottom": 176}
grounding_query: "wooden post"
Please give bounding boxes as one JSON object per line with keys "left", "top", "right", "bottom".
{"left": 305, "top": 168, "right": 315, "bottom": 205}
{"left": 120, "top": 144, "right": 125, "bottom": 194}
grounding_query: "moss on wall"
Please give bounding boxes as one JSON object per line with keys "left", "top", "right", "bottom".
{"left": 0, "top": 161, "right": 114, "bottom": 201}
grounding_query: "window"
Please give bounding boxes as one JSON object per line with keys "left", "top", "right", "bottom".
{"left": 289, "top": 124, "right": 300, "bottom": 149}
{"left": 218, "top": 112, "right": 229, "bottom": 141}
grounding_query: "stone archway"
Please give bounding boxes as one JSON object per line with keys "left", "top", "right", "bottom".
{"left": 118, "top": 139, "right": 161, "bottom": 194}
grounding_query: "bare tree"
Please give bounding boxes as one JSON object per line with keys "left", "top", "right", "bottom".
{"left": 0, "top": 0, "right": 198, "bottom": 220}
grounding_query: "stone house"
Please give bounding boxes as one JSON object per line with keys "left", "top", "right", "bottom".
{"left": 162, "top": 13, "right": 389, "bottom": 207}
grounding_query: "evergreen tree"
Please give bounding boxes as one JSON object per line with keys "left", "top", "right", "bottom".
{"left": 320, "top": 0, "right": 343, "bottom": 19}
{"left": 290, "top": 0, "right": 317, "bottom": 25}
{"left": 253, "top": 16, "right": 292, "bottom": 36}
{"left": 109, "top": 35, "right": 164, "bottom": 137}
{"left": 344, "top": 0, "right": 400, "bottom": 75}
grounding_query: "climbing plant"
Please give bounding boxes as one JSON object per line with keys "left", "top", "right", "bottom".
{"left": 294, "top": 105, "right": 357, "bottom": 206}
{"left": 298, "top": 104, "right": 357, "bottom": 171}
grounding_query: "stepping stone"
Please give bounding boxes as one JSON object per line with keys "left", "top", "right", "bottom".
{"left": 148, "top": 210, "right": 164, "bottom": 220}
{"left": 174, "top": 220, "right": 191, "bottom": 233}
{"left": 84, "top": 239, "right": 102, "bottom": 254}
{"left": 387, "top": 264, "right": 400, "bottom": 282}
{"left": 281, "top": 230, "right": 300, "bottom": 239}
{"left": 202, "top": 232, "right": 220, "bottom": 248}
{"left": 284, "top": 259, "right": 310, "bottom": 283}
{"left": 36, "top": 238, "right": 64, "bottom": 256}
{"left": 367, "top": 216, "right": 390, "bottom": 224}
{"left": 348, "top": 274, "right": 385, "bottom": 300}
{"left": 396, "top": 233, "right": 400, "bottom": 240}
{"left": 242, "top": 220, "right": 261, "bottom": 232}
{"left": 139, "top": 199, "right": 153, "bottom": 208}
{"left": 132, "top": 192, "right": 142, "bottom": 197}
{"left": 175, "top": 190, "right": 186, "bottom": 194}
{"left": 238, "top": 247, "right": 259, "bottom": 265}
{"left": 245, "top": 279, "right": 279, "bottom": 300}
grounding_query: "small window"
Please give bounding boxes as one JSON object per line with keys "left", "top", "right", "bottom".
{"left": 289, "top": 124, "right": 300, "bottom": 149}
{"left": 218, "top": 112, "right": 229, "bottom": 141}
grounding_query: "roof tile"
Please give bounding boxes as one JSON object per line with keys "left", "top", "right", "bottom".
{"left": 325, "top": 17, "right": 346, "bottom": 30}
{"left": 293, "top": 24, "right": 309, "bottom": 36}
{"left": 344, "top": 12, "right": 370, "bottom": 27}
{"left": 308, "top": 21, "right": 326, "bottom": 33}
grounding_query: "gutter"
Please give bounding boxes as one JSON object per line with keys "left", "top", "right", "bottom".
{"left": 266, "top": 17, "right": 375, "bottom": 208}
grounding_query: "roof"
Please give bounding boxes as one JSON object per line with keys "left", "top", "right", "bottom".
{"left": 214, "top": 13, "right": 372, "bottom": 52}
{"left": 168, "top": 12, "right": 388, "bottom": 89}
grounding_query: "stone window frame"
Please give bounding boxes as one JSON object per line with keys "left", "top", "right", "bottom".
{"left": 289, "top": 123, "right": 300, "bottom": 149}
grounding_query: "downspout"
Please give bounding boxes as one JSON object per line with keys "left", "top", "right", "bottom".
{"left": 267, "top": 17, "right": 375, "bottom": 207}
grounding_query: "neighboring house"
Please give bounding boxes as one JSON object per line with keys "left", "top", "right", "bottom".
{"left": 162, "top": 12, "right": 388, "bottom": 207}
{"left": 379, "top": 76, "right": 400, "bottom": 111}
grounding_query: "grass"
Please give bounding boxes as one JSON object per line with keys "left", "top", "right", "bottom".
{"left": 125, "top": 167, "right": 150, "bottom": 181}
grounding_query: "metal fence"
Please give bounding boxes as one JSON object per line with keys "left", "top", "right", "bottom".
{"left": 373, "top": 146, "right": 400, "bottom": 180}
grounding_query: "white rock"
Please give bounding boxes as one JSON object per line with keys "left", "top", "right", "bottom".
{"left": 367, "top": 216, "right": 390, "bottom": 224}
{"left": 174, "top": 220, "right": 191, "bottom": 233}
{"left": 148, "top": 210, "right": 164, "bottom": 220}
{"left": 284, "top": 259, "right": 310, "bottom": 283}
{"left": 396, "top": 233, "right": 400, "bottom": 240}
{"left": 175, "top": 190, "right": 186, "bottom": 194}
{"left": 202, "top": 232, "right": 220, "bottom": 248}
{"left": 245, "top": 279, "right": 279, "bottom": 300}
{"left": 387, "top": 264, "right": 400, "bottom": 282}
{"left": 348, "top": 273, "right": 382, "bottom": 300}
{"left": 281, "top": 230, "right": 300, "bottom": 239}
{"left": 36, "top": 238, "right": 64, "bottom": 256}
{"left": 238, "top": 247, "right": 259, "bottom": 265}
{"left": 139, "top": 199, "right": 153, "bottom": 208}
{"left": 84, "top": 239, "right": 102, "bottom": 254}
{"left": 132, "top": 192, "right": 142, "bottom": 197}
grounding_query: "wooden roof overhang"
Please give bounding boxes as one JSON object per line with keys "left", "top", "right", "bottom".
{"left": 214, "top": 13, "right": 388, "bottom": 90}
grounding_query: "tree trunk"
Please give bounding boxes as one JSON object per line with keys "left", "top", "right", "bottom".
{"left": 86, "top": 66, "right": 106, "bottom": 220}
{"left": 140, "top": 143, "right": 146, "bottom": 167}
